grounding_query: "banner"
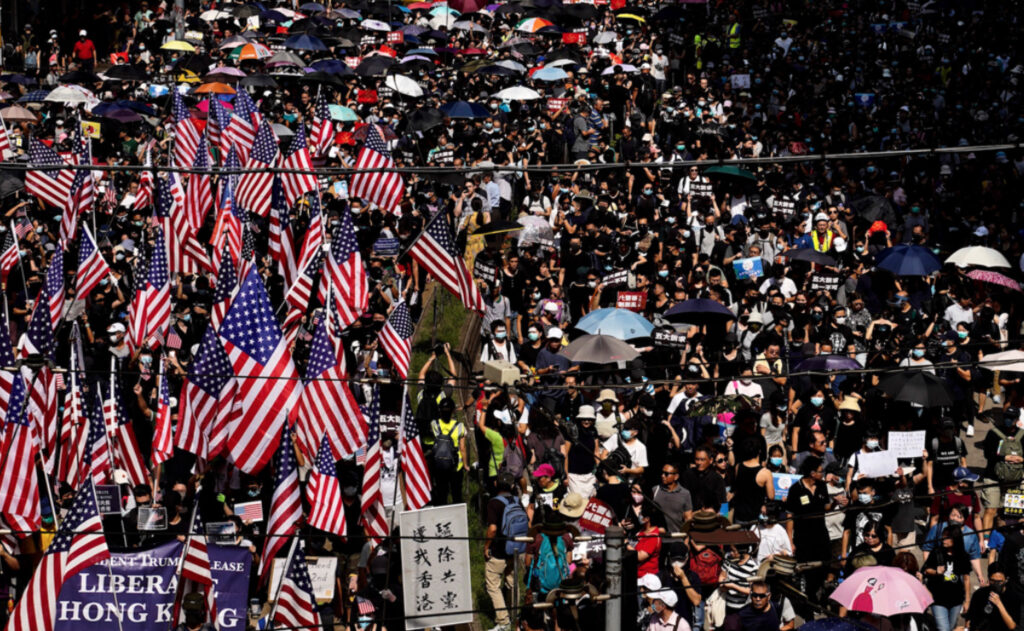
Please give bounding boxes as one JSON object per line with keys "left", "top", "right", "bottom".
{"left": 400, "top": 504, "right": 473, "bottom": 630}
{"left": 55, "top": 541, "right": 252, "bottom": 630}
{"left": 546, "top": 97, "right": 570, "bottom": 115}
{"left": 616, "top": 291, "right": 646, "bottom": 313}
{"left": 81, "top": 121, "right": 101, "bottom": 139}
{"left": 732, "top": 257, "right": 764, "bottom": 280}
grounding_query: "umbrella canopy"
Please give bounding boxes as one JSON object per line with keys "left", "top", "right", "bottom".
{"left": 966, "top": 269, "right": 1021, "bottom": 291}
{"left": 0, "top": 105, "right": 38, "bottom": 122}
{"left": 100, "top": 107, "right": 143, "bottom": 123}
{"left": 875, "top": 245, "right": 943, "bottom": 276}
{"left": 879, "top": 372, "right": 952, "bottom": 408}
{"left": 384, "top": 74, "right": 424, "bottom": 97}
{"left": 851, "top": 195, "right": 897, "bottom": 225}
{"left": 663, "top": 299, "right": 736, "bottom": 325}
{"left": 200, "top": 9, "right": 233, "bottom": 20}
{"left": 240, "top": 74, "right": 279, "bottom": 89}
{"left": 800, "top": 618, "right": 878, "bottom": 631}
{"left": 235, "top": 42, "right": 274, "bottom": 60}
{"left": 601, "top": 64, "right": 637, "bottom": 75}
{"left": 830, "top": 566, "right": 933, "bottom": 615}
{"left": 449, "top": 0, "right": 489, "bottom": 12}
{"left": 219, "top": 34, "right": 253, "bottom": 50}
{"left": 946, "top": 246, "right": 1012, "bottom": 269}
{"left": 17, "top": 89, "right": 51, "bottom": 103}
{"left": 615, "top": 13, "right": 647, "bottom": 22}
{"left": 532, "top": 66, "right": 569, "bottom": 81}
{"left": 104, "top": 65, "right": 151, "bottom": 81}
{"left": 560, "top": 335, "right": 639, "bottom": 364}
{"left": 703, "top": 165, "right": 757, "bottom": 185}
{"left": 59, "top": 70, "right": 103, "bottom": 85}
{"left": 284, "top": 33, "right": 329, "bottom": 51}
{"left": 452, "top": 20, "right": 489, "bottom": 33}
{"left": 979, "top": 350, "right": 1024, "bottom": 373}
{"left": 472, "top": 220, "right": 523, "bottom": 237}
{"left": 593, "top": 31, "right": 617, "bottom": 44}
{"left": 194, "top": 82, "right": 236, "bottom": 95}
{"left": 793, "top": 354, "right": 862, "bottom": 372}
{"left": 361, "top": 18, "right": 393, "bottom": 31}
{"left": 328, "top": 104, "right": 360, "bottom": 122}
{"left": 405, "top": 107, "right": 444, "bottom": 131}
{"left": 355, "top": 56, "right": 396, "bottom": 76}
{"left": 44, "top": 85, "right": 97, "bottom": 106}
{"left": 575, "top": 308, "right": 654, "bottom": 340}
{"left": 162, "top": 40, "right": 197, "bottom": 52}
{"left": 267, "top": 51, "right": 307, "bottom": 68}
{"left": 0, "top": 171, "right": 24, "bottom": 199}
{"left": 517, "top": 215, "right": 555, "bottom": 246}
{"left": 517, "top": 17, "right": 554, "bottom": 32}
{"left": 440, "top": 100, "right": 489, "bottom": 118}
{"left": 270, "top": 123, "right": 294, "bottom": 139}
{"left": 782, "top": 248, "right": 837, "bottom": 266}
{"left": 493, "top": 85, "right": 542, "bottom": 100}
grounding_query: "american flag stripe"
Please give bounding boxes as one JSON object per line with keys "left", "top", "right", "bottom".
{"left": 236, "top": 119, "right": 278, "bottom": 218}
{"left": 260, "top": 423, "right": 301, "bottom": 582}
{"left": 320, "top": 208, "right": 367, "bottom": 329}
{"left": 268, "top": 180, "right": 298, "bottom": 290}
{"left": 312, "top": 91, "right": 334, "bottom": 158}
{"left": 379, "top": 301, "right": 413, "bottom": 380}
{"left": 0, "top": 230, "right": 20, "bottom": 286}
{"left": 184, "top": 134, "right": 214, "bottom": 235}
{"left": 173, "top": 91, "right": 201, "bottom": 169}
{"left": 349, "top": 124, "right": 404, "bottom": 212}
{"left": 228, "top": 90, "right": 260, "bottom": 163}
{"left": 152, "top": 363, "right": 174, "bottom": 465}
{"left": 0, "top": 114, "right": 11, "bottom": 160}
{"left": 306, "top": 434, "right": 346, "bottom": 536}
{"left": 178, "top": 326, "right": 233, "bottom": 460}
{"left": 0, "top": 375, "right": 41, "bottom": 538}
{"left": 280, "top": 125, "right": 318, "bottom": 207}
{"left": 84, "top": 390, "right": 112, "bottom": 486}
{"left": 176, "top": 497, "right": 218, "bottom": 625}
{"left": 274, "top": 542, "right": 320, "bottom": 630}
{"left": 399, "top": 388, "right": 431, "bottom": 510}
{"left": 410, "top": 212, "right": 486, "bottom": 314}
{"left": 296, "top": 196, "right": 323, "bottom": 274}
{"left": 360, "top": 388, "right": 389, "bottom": 545}
{"left": 74, "top": 225, "right": 111, "bottom": 300}
{"left": 7, "top": 482, "right": 110, "bottom": 631}
{"left": 25, "top": 138, "right": 75, "bottom": 208}
{"left": 207, "top": 97, "right": 234, "bottom": 158}
{"left": 133, "top": 157, "right": 154, "bottom": 211}
{"left": 104, "top": 368, "right": 149, "bottom": 488}
{"left": 46, "top": 247, "right": 65, "bottom": 328}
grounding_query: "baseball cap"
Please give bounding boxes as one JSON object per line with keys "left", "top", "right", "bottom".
{"left": 532, "top": 463, "right": 556, "bottom": 478}
{"left": 814, "top": 212, "right": 829, "bottom": 223}
{"left": 107, "top": 323, "right": 126, "bottom": 334}
{"left": 79, "top": 29, "right": 87, "bottom": 36}
{"left": 953, "top": 466, "right": 979, "bottom": 482}
{"left": 547, "top": 326, "right": 563, "bottom": 340}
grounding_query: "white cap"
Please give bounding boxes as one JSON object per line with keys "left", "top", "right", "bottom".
{"left": 79, "top": 29, "right": 87, "bottom": 36}
{"left": 974, "top": 226, "right": 989, "bottom": 237}
{"left": 814, "top": 212, "right": 830, "bottom": 223}
{"left": 638, "top": 574, "right": 662, "bottom": 592}
{"left": 107, "top": 323, "right": 126, "bottom": 334}
{"left": 544, "top": 302, "right": 559, "bottom": 313}
{"left": 649, "top": 589, "right": 678, "bottom": 608}
{"left": 546, "top": 326, "right": 563, "bottom": 340}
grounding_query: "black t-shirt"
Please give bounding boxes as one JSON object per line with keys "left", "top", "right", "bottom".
{"left": 596, "top": 481, "right": 630, "bottom": 522}
{"left": 784, "top": 480, "right": 831, "bottom": 563}
{"left": 922, "top": 548, "right": 972, "bottom": 607}
{"left": 567, "top": 424, "right": 599, "bottom": 475}
{"left": 967, "top": 587, "right": 1016, "bottom": 631}
{"left": 928, "top": 436, "right": 967, "bottom": 489}
{"left": 1001, "top": 529, "right": 1024, "bottom": 592}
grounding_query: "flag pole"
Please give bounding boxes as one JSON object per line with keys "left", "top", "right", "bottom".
{"left": 11, "top": 220, "right": 30, "bottom": 298}
{"left": 92, "top": 477, "right": 126, "bottom": 631}
{"left": 266, "top": 536, "right": 300, "bottom": 629}
{"left": 381, "top": 384, "right": 408, "bottom": 624}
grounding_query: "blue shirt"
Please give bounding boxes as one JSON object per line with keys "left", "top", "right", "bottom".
{"left": 922, "top": 521, "right": 981, "bottom": 559}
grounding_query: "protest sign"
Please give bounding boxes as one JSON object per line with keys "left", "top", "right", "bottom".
{"left": 690, "top": 181, "right": 714, "bottom": 199}
{"left": 138, "top": 507, "right": 167, "bottom": 531}
{"left": 473, "top": 257, "right": 498, "bottom": 284}
{"left": 1004, "top": 486, "right": 1024, "bottom": 516}
{"left": 432, "top": 149, "right": 454, "bottom": 165}
{"left": 733, "top": 257, "right": 764, "bottom": 280}
{"left": 269, "top": 555, "right": 338, "bottom": 603}
{"left": 55, "top": 541, "right": 251, "bottom": 630}
{"left": 387, "top": 31, "right": 405, "bottom": 44}
{"left": 887, "top": 431, "right": 926, "bottom": 459}
{"left": 374, "top": 237, "right": 401, "bottom": 257}
{"left": 772, "top": 473, "right": 802, "bottom": 501}
{"left": 562, "top": 32, "right": 586, "bottom": 45}
{"left": 601, "top": 269, "right": 630, "bottom": 289}
{"left": 857, "top": 450, "right": 899, "bottom": 478}
{"left": 730, "top": 74, "right": 751, "bottom": 89}
{"left": 810, "top": 273, "right": 841, "bottom": 292}
{"left": 616, "top": 291, "right": 646, "bottom": 313}
{"left": 94, "top": 485, "right": 122, "bottom": 515}
{"left": 547, "top": 97, "right": 570, "bottom": 115}
{"left": 81, "top": 121, "right": 101, "bottom": 140}
{"left": 400, "top": 504, "right": 473, "bottom": 630}
{"left": 772, "top": 197, "right": 796, "bottom": 216}
{"left": 344, "top": 56, "right": 362, "bottom": 69}
{"left": 653, "top": 329, "right": 688, "bottom": 349}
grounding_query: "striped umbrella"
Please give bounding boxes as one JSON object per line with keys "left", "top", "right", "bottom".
{"left": 516, "top": 17, "right": 554, "bottom": 32}
{"left": 233, "top": 42, "right": 273, "bottom": 61}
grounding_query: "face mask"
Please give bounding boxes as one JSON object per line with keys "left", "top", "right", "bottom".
{"left": 494, "top": 331, "right": 506, "bottom": 340}
{"left": 358, "top": 617, "right": 373, "bottom": 629}
{"left": 858, "top": 494, "right": 873, "bottom": 504}
{"left": 180, "top": 314, "right": 191, "bottom": 323}
{"left": 812, "top": 312, "right": 824, "bottom": 321}
{"left": 532, "top": 291, "right": 541, "bottom": 300}
{"left": 835, "top": 317, "right": 847, "bottom": 325}
{"left": 621, "top": 429, "right": 633, "bottom": 441}
{"left": 810, "top": 396, "right": 824, "bottom": 407}
{"left": 109, "top": 334, "right": 121, "bottom": 343}
{"left": 631, "top": 493, "right": 644, "bottom": 504}
{"left": 99, "top": 278, "right": 109, "bottom": 287}
{"left": 769, "top": 457, "right": 784, "bottom": 467}
{"left": 866, "top": 439, "right": 879, "bottom": 449}
{"left": 247, "top": 488, "right": 260, "bottom": 498}
{"left": 658, "top": 270, "right": 669, "bottom": 278}
{"left": 683, "top": 230, "right": 691, "bottom": 238}
{"left": 587, "top": 280, "right": 597, "bottom": 288}
{"left": 140, "top": 356, "right": 152, "bottom": 366}
{"left": 912, "top": 349, "right": 925, "bottom": 359}
{"left": 115, "top": 252, "right": 126, "bottom": 261}
{"left": 643, "top": 188, "right": 653, "bottom": 196}
{"left": 528, "top": 331, "right": 540, "bottom": 341}
{"left": 957, "top": 331, "right": 968, "bottom": 339}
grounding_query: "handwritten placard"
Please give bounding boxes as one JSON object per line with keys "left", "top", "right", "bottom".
{"left": 856, "top": 450, "right": 899, "bottom": 478}
{"left": 887, "top": 431, "right": 926, "bottom": 459}
{"left": 269, "top": 555, "right": 338, "bottom": 603}
{"left": 344, "top": 56, "right": 362, "bottom": 68}
{"left": 400, "top": 505, "right": 474, "bottom": 629}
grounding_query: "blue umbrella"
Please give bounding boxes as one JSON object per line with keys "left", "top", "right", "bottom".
{"left": 575, "top": 308, "right": 654, "bottom": 340}
{"left": 311, "top": 59, "right": 354, "bottom": 75}
{"left": 2, "top": 74, "right": 37, "bottom": 86}
{"left": 663, "top": 299, "right": 736, "bottom": 325}
{"left": 440, "top": 100, "right": 489, "bottom": 118}
{"left": 800, "top": 618, "right": 877, "bottom": 631}
{"left": 284, "top": 33, "right": 329, "bottom": 51}
{"left": 17, "top": 89, "right": 51, "bottom": 103}
{"left": 875, "top": 244, "right": 942, "bottom": 276}
{"left": 300, "top": 1, "right": 326, "bottom": 11}
{"left": 532, "top": 66, "right": 569, "bottom": 81}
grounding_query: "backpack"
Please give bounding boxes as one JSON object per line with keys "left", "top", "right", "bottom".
{"left": 498, "top": 496, "right": 530, "bottom": 556}
{"left": 540, "top": 437, "right": 565, "bottom": 479}
{"left": 930, "top": 436, "right": 964, "bottom": 464}
{"left": 499, "top": 436, "right": 527, "bottom": 479}
{"left": 530, "top": 534, "right": 568, "bottom": 594}
{"left": 991, "top": 427, "right": 1024, "bottom": 483}
{"left": 689, "top": 546, "right": 722, "bottom": 588}
{"left": 432, "top": 421, "right": 459, "bottom": 472}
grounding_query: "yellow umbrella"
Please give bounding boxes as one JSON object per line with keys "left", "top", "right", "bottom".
{"left": 616, "top": 13, "right": 646, "bottom": 23}
{"left": 175, "top": 69, "right": 201, "bottom": 84}
{"left": 162, "top": 40, "right": 197, "bottom": 52}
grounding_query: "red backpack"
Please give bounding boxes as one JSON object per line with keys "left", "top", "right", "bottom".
{"left": 689, "top": 546, "right": 722, "bottom": 587}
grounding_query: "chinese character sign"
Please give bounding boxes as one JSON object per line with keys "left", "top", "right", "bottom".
{"left": 399, "top": 504, "right": 473, "bottom": 630}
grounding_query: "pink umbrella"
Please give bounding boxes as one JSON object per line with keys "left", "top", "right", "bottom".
{"left": 830, "top": 566, "right": 933, "bottom": 615}
{"left": 967, "top": 269, "right": 1022, "bottom": 291}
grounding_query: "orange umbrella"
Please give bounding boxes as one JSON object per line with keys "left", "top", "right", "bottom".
{"left": 194, "top": 82, "right": 236, "bottom": 95}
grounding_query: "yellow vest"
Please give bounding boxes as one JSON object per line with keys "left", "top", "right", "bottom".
{"left": 728, "top": 23, "right": 741, "bottom": 49}
{"left": 811, "top": 230, "right": 834, "bottom": 252}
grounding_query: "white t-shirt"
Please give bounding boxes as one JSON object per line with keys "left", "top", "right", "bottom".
{"left": 602, "top": 435, "right": 649, "bottom": 469}
{"left": 725, "top": 379, "right": 763, "bottom": 399}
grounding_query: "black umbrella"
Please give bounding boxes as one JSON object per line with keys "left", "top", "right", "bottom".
{"left": 239, "top": 74, "right": 279, "bottom": 89}
{"left": 60, "top": 70, "right": 103, "bottom": 84}
{"left": 782, "top": 248, "right": 837, "bottom": 266}
{"left": 299, "top": 71, "right": 343, "bottom": 86}
{"left": 559, "top": 334, "right": 639, "bottom": 364}
{"left": 172, "top": 54, "right": 212, "bottom": 75}
{"left": 397, "top": 58, "right": 435, "bottom": 74}
{"left": 406, "top": 108, "right": 445, "bottom": 132}
{"left": 234, "top": 4, "right": 262, "bottom": 18}
{"left": 851, "top": 195, "right": 897, "bottom": 225}
{"left": 104, "top": 65, "right": 151, "bottom": 81}
{"left": 663, "top": 299, "right": 736, "bottom": 325}
{"left": 879, "top": 372, "right": 952, "bottom": 407}
{"left": 356, "top": 56, "right": 396, "bottom": 76}
{"left": 0, "top": 171, "right": 24, "bottom": 199}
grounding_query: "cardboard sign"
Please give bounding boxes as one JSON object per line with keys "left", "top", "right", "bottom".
{"left": 856, "top": 450, "right": 899, "bottom": 478}
{"left": 730, "top": 74, "right": 751, "bottom": 89}
{"left": 269, "top": 554, "right": 338, "bottom": 604}
{"left": 547, "top": 97, "right": 570, "bottom": 115}
{"left": 373, "top": 237, "right": 401, "bottom": 257}
{"left": 653, "top": 329, "right": 688, "bottom": 349}
{"left": 387, "top": 31, "right": 405, "bottom": 44}
{"left": 773, "top": 197, "right": 796, "bottom": 216}
{"left": 400, "top": 505, "right": 474, "bottom": 629}
{"left": 616, "top": 291, "right": 647, "bottom": 313}
{"left": 94, "top": 485, "right": 122, "bottom": 515}
{"left": 732, "top": 257, "right": 764, "bottom": 280}
{"left": 81, "top": 121, "right": 101, "bottom": 139}
{"left": 810, "top": 273, "right": 841, "bottom": 292}
{"left": 562, "top": 32, "right": 586, "bottom": 45}
{"left": 690, "top": 181, "right": 714, "bottom": 199}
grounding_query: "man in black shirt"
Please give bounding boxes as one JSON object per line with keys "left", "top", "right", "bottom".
{"left": 965, "top": 563, "right": 1019, "bottom": 631}
{"left": 682, "top": 446, "right": 728, "bottom": 512}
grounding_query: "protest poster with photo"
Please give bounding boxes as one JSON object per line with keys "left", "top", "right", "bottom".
{"left": 400, "top": 504, "right": 473, "bottom": 630}
{"left": 733, "top": 257, "right": 764, "bottom": 280}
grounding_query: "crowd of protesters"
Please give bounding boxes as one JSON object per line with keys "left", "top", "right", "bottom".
{"left": 2, "top": 0, "right": 1024, "bottom": 630}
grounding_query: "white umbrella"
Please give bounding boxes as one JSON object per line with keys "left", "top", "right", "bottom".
{"left": 44, "top": 84, "right": 98, "bottom": 108}
{"left": 200, "top": 9, "right": 233, "bottom": 21}
{"left": 945, "top": 246, "right": 1011, "bottom": 269}
{"left": 601, "top": 64, "right": 637, "bottom": 75}
{"left": 385, "top": 74, "right": 424, "bottom": 97}
{"left": 593, "top": 31, "right": 617, "bottom": 44}
{"left": 517, "top": 216, "right": 555, "bottom": 246}
{"left": 978, "top": 350, "right": 1024, "bottom": 373}
{"left": 360, "top": 19, "right": 392, "bottom": 31}
{"left": 429, "top": 14, "right": 457, "bottom": 30}
{"left": 452, "top": 20, "right": 488, "bottom": 33}
{"left": 546, "top": 58, "right": 578, "bottom": 68}
{"left": 495, "top": 59, "right": 527, "bottom": 73}
{"left": 493, "top": 85, "right": 542, "bottom": 101}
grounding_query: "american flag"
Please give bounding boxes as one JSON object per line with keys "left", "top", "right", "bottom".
{"left": 62, "top": 134, "right": 94, "bottom": 243}
{"left": 159, "top": 174, "right": 210, "bottom": 276}
{"left": 296, "top": 194, "right": 324, "bottom": 274}
{"left": 295, "top": 313, "right": 365, "bottom": 463}
{"left": 0, "top": 227, "right": 19, "bottom": 287}
{"left": 228, "top": 89, "right": 261, "bottom": 163}
{"left": 320, "top": 208, "right": 367, "bottom": 328}
{"left": 101, "top": 180, "right": 118, "bottom": 210}
{"left": 0, "top": 372, "right": 40, "bottom": 537}
{"left": 356, "top": 598, "right": 376, "bottom": 616}
{"left": 211, "top": 243, "right": 238, "bottom": 329}
{"left": 268, "top": 179, "right": 297, "bottom": 289}
{"left": 306, "top": 434, "right": 347, "bottom": 536}
{"left": 172, "top": 90, "right": 201, "bottom": 169}
{"left": 184, "top": 133, "right": 214, "bottom": 235}
{"left": 360, "top": 387, "right": 389, "bottom": 545}
{"left": 273, "top": 541, "right": 320, "bottom": 631}
{"left": 350, "top": 124, "right": 404, "bottom": 212}
{"left": 83, "top": 390, "right": 112, "bottom": 486}
{"left": 207, "top": 96, "right": 234, "bottom": 159}
{"left": 236, "top": 119, "right": 278, "bottom": 219}
{"left": 126, "top": 245, "right": 149, "bottom": 352}
{"left": 45, "top": 247, "right": 64, "bottom": 328}
{"left": 282, "top": 251, "right": 323, "bottom": 345}
{"left": 74, "top": 225, "right": 111, "bottom": 300}
{"left": 259, "top": 422, "right": 300, "bottom": 581}
{"left": 234, "top": 501, "right": 263, "bottom": 522}
{"left": 399, "top": 388, "right": 431, "bottom": 510}
{"left": 138, "top": 223, "right": 171, "bottom": 348}
{"left": 280, "top": 124, "right": 318, "bottom": 207}
{"left": 178, "top": 326, "right": 234, "bottom": 462}
{"left": 218, "top": 269, "right": 301, "bottom": 474}
{"left": 379, "top": 301, "right": 413, "bottom": 379}
{"left": 19, "top": 286, "right": 58, "bottom": 462}
{"left": 0, "top": 114, "right": 11, "bottom": 161}
{"left": 410, "top": 211, "right": 486, "bottom": 314}
{"left": 212, "top": 176, "right": 243, "bottom": 272}
{"left": 104, "top": 362, "right": 148, "bottom": 488}
{"left": 133, "top": 154, "right": 154, "bottom": 211}
{"left": 25, "top": 138, "right": 74, "bottom": 208}
{"left": 152, "top": 360, "right": 174, "bottom": 465}
{"left": 57, "top": 363, "right": 86, "bottom": 484}
{"left": 6, "top": 481, "right": 110, "bottom": 631}
{"left": 312, "top": 91, "right": 334, "bottom": 157}
{"left": 0, "top": 295, "right": 16, "bottom": 428}
{"left": 175, "top": 497, "right": 217, "bottom": 625}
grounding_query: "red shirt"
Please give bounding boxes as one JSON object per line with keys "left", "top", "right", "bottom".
{"left": 636, "top": 528, "right": 662, "bottom": 577}
{"left": 73, "top": 39, "right": 96, "bottom": 61}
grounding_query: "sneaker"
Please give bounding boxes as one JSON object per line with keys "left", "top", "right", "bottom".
{"left": 966, "top": 424, "right": 975, "bottom": 437}
{"left": 994, "top": 393, "right": 1004, "bottom": 405}
{"left": 488, "top": 624, "right": 510, "bottom": 631}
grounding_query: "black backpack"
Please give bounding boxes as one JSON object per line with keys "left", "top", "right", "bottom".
{"left": 432, "top": 422, "right": 459, "bottom": 472}
{"left": 540, "top": 436, "right": 565, "bottom": 479}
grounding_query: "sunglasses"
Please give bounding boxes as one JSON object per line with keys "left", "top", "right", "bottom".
{"left": 751, "top": 593, "right": 769, "bottom": 600}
